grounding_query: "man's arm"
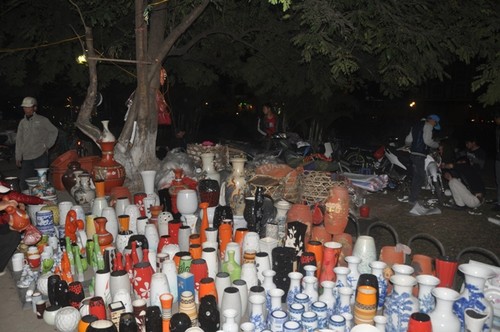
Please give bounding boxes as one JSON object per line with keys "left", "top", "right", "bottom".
{"left": 422, "top": 123, "right": 439, "bottom": 148}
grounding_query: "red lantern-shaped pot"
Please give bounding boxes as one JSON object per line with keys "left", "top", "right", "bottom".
{"left": 92, "top": 141, "right": 126, "bottom": 195}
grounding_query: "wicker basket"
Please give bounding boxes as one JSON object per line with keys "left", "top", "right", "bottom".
{"left": 300, "top": 170, "right": 348, "bottom": 205}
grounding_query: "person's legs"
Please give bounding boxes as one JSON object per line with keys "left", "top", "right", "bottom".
{"left": 448, "top": 178, "right": 480, "bottom": 208}
{"left": 409, "top": 155, "right": 425, "bottom": 203}
{"left": 0, "top": 226, "right": 21, "bottom": 273}
{"left": 20, "top": 159, "right": 36, "bottom": 191}
{"left": 32, "top": 152, "right": 49, "bottom": 169}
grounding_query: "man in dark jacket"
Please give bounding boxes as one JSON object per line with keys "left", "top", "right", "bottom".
{"left": 404, "top": 114, "right": 441, "bottom": 204}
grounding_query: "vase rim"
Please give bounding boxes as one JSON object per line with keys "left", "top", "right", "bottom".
{"left": 416, "top": 274, "right": 440, "bottom": 286}
{"left": 324, "top": 241, "right": 342, "bottom": 249}
{"left": 390, "top": 274, "right": 417, "bottom": 287}
{"left": 459, "top": 263, "right": 496, "bottom": 279}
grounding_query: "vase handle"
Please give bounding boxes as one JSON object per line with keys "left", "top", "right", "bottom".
{"left": 456, "top": 246, "right": 500, "bottom": 266}
{"left": 219, "top": 181, "right": 226, "bottom": 206}
{"left": 407, "top": 233, "right": 446, "bottom": 256}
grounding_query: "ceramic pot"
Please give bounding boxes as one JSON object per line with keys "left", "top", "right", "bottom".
{"left": 118, "top": 312, "right": 138, "bottom": 332}
{"left": 198, "top": 294, "right": 220, "bottom": 331}
{"left": 94, "top": 217, "right": 113, "bottom": 247}
{"left": 323, "top": 184, "right": 350, "bottom": 235}
{"left": 169, "top": 313, "right": 192, "bottom": 332}
{"left": 248, "top": 294, "right": 266, "bottom": 332}
{"left": 199, "top": 178, "right": 220, "bottom": 207}
{"left": 221, "top": 286, "right": 242, "bottom": 326}
{"left": 54, "top": 279, "right": 70, "bottom": 307}
{"left": 133, "top": 262, "right": 154, "bottom": 304}
{"left": 179, "top": 291, "right": 198, "bottom": 326}
{"left": 68, "top": 281, "right": 86, "bottom": 309}
{"left": 43, "top": 305, "right": 62, "bottom": 326}
{"left": 89, "top": 296, "right": 107, "bottom": 320}
{"left": 416, "top": 274, "right": 440, "bottom": 314}
{"left": 286, "top": 204, "right": 312, "bottom": 239}
{"left": 352, "top": 235, "right": 377, "bottom": 274}
{"left": 169, "top": 169, "right": 189, "bottom": 215}
{"left": 92, "top": 139, "right": 125, "bottom": 195}
{"left": 407, "top": 312, "right": 432, "bottom": 332}
{"left": 353, "top": 284, "right": 378, "bottom": 325}
{"left": 144, "top": 306, "right": 162, "bottom": 332}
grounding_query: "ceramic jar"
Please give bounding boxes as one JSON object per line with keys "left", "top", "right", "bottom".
{"left": 319, "top": 241, "right": 342, "bottom": 284}
{"left": 352, "top": 235, "right": 376, "bottom": 274}
{"left": 62, "top": 161, "right": 85, "bottom": 193}
{"left": 73, "top": 173, "right": 95, "bottom": 213}
{"left": 324, "top": 183, "right": 350, "bottom": 235}
{"left": 201, "top": 152, "right": 221, "bottom": 184}
{"left": 55, "top": 306, "right": 81, "bottom": 332}
{"left": 416, "top": 274, "right": 440, "bottom": 314}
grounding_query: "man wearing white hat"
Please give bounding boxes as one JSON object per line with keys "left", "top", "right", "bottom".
{"left": 15, "top": 96, "right": 58, "bottom": 190}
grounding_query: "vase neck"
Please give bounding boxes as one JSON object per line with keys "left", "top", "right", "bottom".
{"left": 434, "top": 297, "right": 454, "bottom": 312}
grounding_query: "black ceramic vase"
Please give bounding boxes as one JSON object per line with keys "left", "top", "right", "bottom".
{"left": 198, "top": 295, "right": 220, "bottom": 332}
{"left": 213, "top": 205, "right": 233, "bottom": 230}
{"left": 198, "top": 179, "right": 220, "bottom": 207}
{"left": 170, "top": 313, "right": 192, "bottom": 332}
{"left": 119, "top": 312, "right": 138, "bottom": 332}
{"left": 298, "top": 251, "right": 317, "bottom": 276}
{"left": 47, "top": 274, "right": 61, "bottom": 306}
{"left": 285, "top": 221, "right": 308, "bottom": 257}
{"left": 271, "top": 246, "right": 296, "bottom": 302}
{"left": 144, "top": 306, "right": 162, "bottom": 332}
{"left": 53, "top": 279, "right": 70, "bottom": 307}
{"left": 158, "top": 188, "right": 172, "bottom": 212}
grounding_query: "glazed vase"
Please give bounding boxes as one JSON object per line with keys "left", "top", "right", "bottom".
{"left": 452, "top": 263, "right": 495, "bottom": 332}
{"left": 323, "top": 183, "right": 350, "bottom": 235}
{"left": 133, "top": 262, "right": 154, "bottom": 305}
{"left": 416, "top": 274, "right": 440, "bottom": 314}
{"left": 73, "top": 173, "right": 95, "bottom": 213}
{"left": 383, "top": 275, "right": 419, "bottom": 332}
{"left": 271, "top": 247, "right": 296, "bottom": 301}
{"left": 287, "top": 272, "right": 303, "bottom": 308}
{"left": 198, "top": 294, "right": 220, "bottom": 332}
{"left": 429, "top": 287, "right": 460, "bottom": 332}
{"left": 222, "top": 250, "right": 241, "bottom": 282}
{"left": 140, "top": 170, "right": 160, "bottom": 205}
{"left": 224, "top": 158, "right": 247, "bottom": 216}
{"left": 311, "top": 301, "right": 329, "bottom": 328}
{"left": 319, "top": 280, "right": 336, "bottom": 315}
{"left": 353, "top": 284, "right": 378, "bottom": 325}
{"left": 169, "top": 169, "right": 189, "bottom": 215}
{"left": 222, "top": 308, "right": 239, "bottom": 332}
{"left": 319, "top": 241, "right": 342, "bottom": 284}
{"left": 33, "top": 167, "right": 56, "bottom": 197}
{"left": 352, "top": 235, "right": 377, "bottom": 274}
{"left": 465, "top": 308, "right": 490, "bottom": 332}
{"left": 94, "top": 217, "right": 113, "bottom": 247}
{"left": 248, "top": 294, "right": 267, "bottom": 332}
{"left": 220, "top": 287, "right": 242, "bottom": 326}
{"left": 370, "top": 260, "right": 388, "bottom": 312}
{"left": 62, "top": 161, "right": 85, "bottom": 193}
{"left": 92, "top": 129, "right": 125, "bottom": 195}
{"left": 201, "top": 153, "right": 221, "bottom": 184}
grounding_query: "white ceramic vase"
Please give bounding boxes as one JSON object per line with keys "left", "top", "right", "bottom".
{"left": 429, "top": 287, "right": 460, "bottom": 332}
{"left": 352, "top": 235, "right": 377, "bottom": 274}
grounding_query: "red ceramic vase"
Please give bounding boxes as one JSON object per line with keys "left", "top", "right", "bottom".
{"left": 133, "top": 262, "right": 153, "bottom": 302}
{"left": 92, "top": 141, "right": 126, "bottom": 195}
{"left": 319, "top": 241, "right": 342, "bottom": 284}
{"left": 324, "top": 184, "right": 350, "bottom": 235}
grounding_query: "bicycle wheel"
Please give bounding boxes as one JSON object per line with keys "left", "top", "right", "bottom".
{"left": 345, "top": 151, "right": 366, "bottom": 167}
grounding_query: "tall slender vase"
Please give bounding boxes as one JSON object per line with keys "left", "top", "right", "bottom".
{"left": 248, "top": 294, "right": 267, "bottom": 332}
{"left": 383, "top": 275, "right": 419, "bottom": 332}
{"left": 140, "top": 170, "right": 160, "bottom": 205}
{"left": 224, "top": 158, "right": 247, "bottom": 216}
{"left": 452, "top": 263, "right": 495, "bottom": 332}
{"left": 92, "top": 121, "right": 125, "bottom": 195}
{"left": 429, "top": 287, "right": 460, "bottom": 332}
{"left": 352, "top": 235, "right": 376, "bottom": 274}
{"left": 370, "top": 260, "right": 388, "bottom": 312}
{"left": 287, "top": 272, "right": 303, "bottom": 308}
{"left": 345, "top": 255, "right": 361, "bottom": 293}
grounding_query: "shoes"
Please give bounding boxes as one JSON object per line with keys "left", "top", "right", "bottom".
{"left": 0, "top": 270, "right": 6, "bottom": 277}
{"left": 397, "top": 196, "right": 409, "bottom": 202}
{"left": 468, "top": 209, "right": 483, "bottom": 216}
{"left": 442, "top": 202, "right": 466, "bottom": 210}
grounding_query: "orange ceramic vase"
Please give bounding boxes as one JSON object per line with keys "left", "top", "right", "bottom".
{"left": 286, "top": 204, "right": 313, "bottom": 239}
{"left": 94, "top": 217, "right": 113, "bottom": 247}
{"left": 92, "top": 141, "right": 126, "bottom": 195}
{"left": 324, "top": 184, "right": 350, "bottom": 235}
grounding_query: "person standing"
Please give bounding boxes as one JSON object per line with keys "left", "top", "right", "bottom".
{"left": 15, "top": 97, "right": 58, "bottom": 190}
{"left": 257, "top": 103, "right": 277, "bottom": 138}
{"left": 404, "top": 114, "right": 441, "bottom": 204}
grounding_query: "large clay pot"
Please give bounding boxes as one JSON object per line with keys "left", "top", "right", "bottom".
{"left": 92, "top": 137, "right": 125, "bottom": 195}
{"left": 324, "top": 183, "right": 350, "bottom": 235}
{"left": 286, "top": 204, "right": 312, "bottom": 239}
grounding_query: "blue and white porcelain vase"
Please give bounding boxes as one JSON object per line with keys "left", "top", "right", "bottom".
{"left": 302, "top": 311, "right": 318, "bottom": 332}
{"left": 311, "top": 301, "right": 329, "bottom": 328}
{"left": 452, "top": 263, "right": 495, "bottom": 332}
{"left": 319, "top": 280, "right": 336, "bottom": 315}
{"left": 370, "top": 260, "right": 388, "bottom": 312}
{"left": 383, "top": 275, "right": 419, "bottom": 332}
{"left": 345, "top": 256, "right": 361, "bottom": 297}
{"left": 249, "top": 294, "right": 267, "bottom": 332}
{"left": 416, "top": 274, "right": 440, "bottom": 314}
{"left": 287, "top": 272, "right": 303, "bottom": 308}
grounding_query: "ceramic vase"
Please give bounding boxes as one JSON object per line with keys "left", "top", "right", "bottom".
{"left": 271, "top": 247, "right": 296, "bottom": 301}
{"left": 179, "top": 291, "right": 198, "bottom": 326}
{"left": 215, "top": 272, "right": 232, "bottom": 309}
{"left": 222, "top": 250, "right": 241, "bottom": 282}
{"left": 370, "top": 260, "right": 388, "bottom": 312}
{"left": 383, "top": 275, "right": 419, "bottom": 332}
{"left": 150, "top": 272, "right": 170, "bottom": 308}
{"left": 92, "top": 126, "right": 125, "bottom": 195}
{"left": 319, "top": 241, "right": 342, "bottom": 284}
{"left": 353, "top": 284, "right": 378, "bottom": 325}
{"left": 319, "top": 280, "right": 336, "bottom": 315}
{"left": 133, "top": 262, "right": 154, "bottom": 304}
{"left": 248, "top": 294, "right": 267, "bottom": 332}
{"left": 416, "top": 274, "right": 440, "bottom": 314}
{"left": 352, "top": 235, "right": 377, "bottom": 274}
{"left": 345, "top": 255, "right": 361, "bottom": 292}
{"left": 312, "top": 301, "right": 329, "bottom": 328}
{"left": 240, "top": 263, "right": 259, "bottom": 291}
{"left": 323, "top": 184, "right": 350, "bottom": 235}
{"left": 198, "top": 294, "right": 220, "bottom": 331}
{"left": 452, "top": 263, "right": 495, "bottom": 332}
{"left": 224, "top": 158, "right": 247, "bottom": 216}
{"left": 287, "top": 272, "right": 303, "bottom": 308}
{"left": 465, "top": 308, "right": 490, "bottom": 332}
{"left": 429, "top": 287, "right": 461, "bottom": 332}
{"left": 221, "top": 287, "right": 242, "bottom": 326}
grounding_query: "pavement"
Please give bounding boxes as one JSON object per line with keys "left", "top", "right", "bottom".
{"left": 0, "top": 158, "right": 56, "bottom": 331}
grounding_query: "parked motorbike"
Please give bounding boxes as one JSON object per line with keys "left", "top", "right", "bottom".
{"left": 0, "top": 131, "right": 15, "bottom": 162}
{"left": 425, "top": 148, "right": 445, "bottom": 204}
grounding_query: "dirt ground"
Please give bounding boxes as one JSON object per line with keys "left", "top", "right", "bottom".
{"left": 354, "top": 181, "right": 500, "bottom": 265}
